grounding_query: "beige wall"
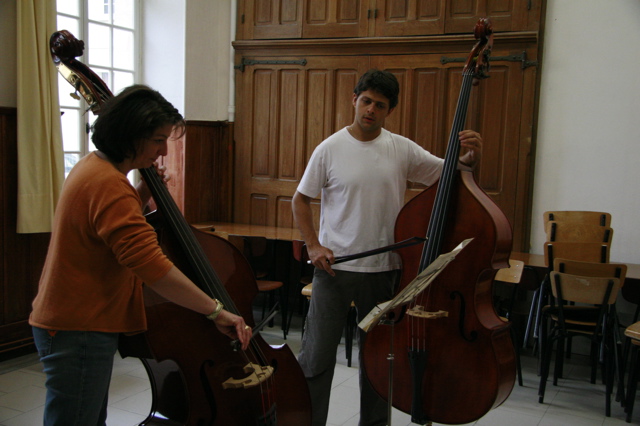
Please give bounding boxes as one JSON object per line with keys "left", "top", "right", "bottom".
{"left": 530, "top": 0, "right": 640, "bottom": 263}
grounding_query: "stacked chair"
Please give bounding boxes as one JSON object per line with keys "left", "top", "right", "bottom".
{"left": 537, "top": 262, "right": 623, "bottom": 416}
{"left": 624, "top": 321, "right": 640, "bottom": 422}
{"left": 528, "top": 212, "right": 613, "bottom": 351}
{"left": 533, "top": 211, "right": 629, "bottom": 416}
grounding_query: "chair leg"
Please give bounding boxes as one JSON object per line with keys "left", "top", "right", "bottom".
{"left": 625, "top": 344, "right": 640, "bottom": 422}
{"left": 345, "top": 304, "right": 357, "bottom": 367}
{"left": 509, "top": 324, "right": 523, "bottom": 386}
{"left": 278, "top": 287, "right": 287, "bottom": 340}
{"left": 615, "top": 326, "right": 627, "bottom": 404}
{"left": 523, "top": 287, "right": 539, "bottom": 348}
{"left": 553, "top": 336, "right": 565, "bottom": 386}
{"left": 601, "top": 334, "right": 613, "bottom": 417}
{"left": 590, "top": 340, "right": 599, "bottom": 384}
{"left": 538, "top": 333, "right": 555, "bottom": 404}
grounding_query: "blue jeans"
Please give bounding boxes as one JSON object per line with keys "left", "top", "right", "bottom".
{"left": 32, "top": 327, "right": 119, "bottom": 426}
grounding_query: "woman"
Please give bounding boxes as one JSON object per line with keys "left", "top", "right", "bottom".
{"left": 29, "top": 85, "right": 252, "bottom": 425}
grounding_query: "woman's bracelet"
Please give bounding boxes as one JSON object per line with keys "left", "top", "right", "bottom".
{"left": 206, "top": 299, "right": 224, "bottom": 321}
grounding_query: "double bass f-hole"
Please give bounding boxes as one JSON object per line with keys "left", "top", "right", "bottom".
{"left": 450, "top": 290, "right": 478, "bottom": 342}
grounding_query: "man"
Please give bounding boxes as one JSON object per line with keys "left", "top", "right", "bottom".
{"left": 292, "top": 69, "right": 482, "bottom": 426}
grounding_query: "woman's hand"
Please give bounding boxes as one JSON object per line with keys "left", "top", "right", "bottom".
{"left": 213, "top": 310, "right": 253, "bottom": 351}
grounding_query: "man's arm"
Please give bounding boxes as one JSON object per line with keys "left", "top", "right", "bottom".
{"left": 292, "top": 191, "right": 335, "bottom": 276}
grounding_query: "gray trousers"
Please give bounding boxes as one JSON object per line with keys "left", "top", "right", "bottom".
{"left": 297, "top": 269, "right": 399, "bottom": 426}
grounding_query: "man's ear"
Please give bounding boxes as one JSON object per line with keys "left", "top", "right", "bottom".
{"left": 352, "top": 93, "right": 358, "bottom": 106}
{"left": 388, "top": 107, "right": 395, "bottom": 115}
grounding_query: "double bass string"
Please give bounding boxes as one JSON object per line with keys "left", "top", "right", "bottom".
{"left": 140, "top": 168, "right": 279, "bottom": 407}
{"left": 142, "top": 167, "right": 283, "bottom": 414}
{"left": 410, "top": 68, "right": 475, "bottom": 351}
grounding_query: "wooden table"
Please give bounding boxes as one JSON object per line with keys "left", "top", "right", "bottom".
{"left": 192, "top": 222, "right": 303, "bottom": 338}
{"left": 192, "top": 221, "right": 302, "bottom": 242}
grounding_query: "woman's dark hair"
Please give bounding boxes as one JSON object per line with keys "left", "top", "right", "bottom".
{"left": 353, "top": 69, "right": 400, "bottom": 110}
{"left": 91, "top": 85, "right": 185, "bottom": 163}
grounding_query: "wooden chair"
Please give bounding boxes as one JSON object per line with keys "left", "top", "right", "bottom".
{"left": 554, "top": 258, "right": 628, "bottom": 396}
{"left": 543, "top": 210, "right": 611, "bottom": 227}
{"left": 529, "top": 241, "right": 612, "bottom": 347}
{"left": 538, "top": 270, "right": 622, "bottom": 416}
{"left": 545, "top": 221, "right": 613, "bottom": 244}
{"left": 624, "top": 321, "right": 640, "bottom": 422}
{"left": 228, "top": 235, "right": 287, "bottom": 339}
{"left": 527, "top": 211, "right": 613, "bottom": 350}
{"left": 494, "top": 259, "right": 525, "bottom": 385}
{"left": 621, "top": 280, "right": 640, "bottom": 407}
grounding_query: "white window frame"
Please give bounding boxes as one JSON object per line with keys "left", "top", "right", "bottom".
{"left": 56, "top": 0, "right": 140, "bottom": 177}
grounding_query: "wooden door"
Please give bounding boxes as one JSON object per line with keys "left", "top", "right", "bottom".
{"left": 445, "top": 0, "right": 543, "bottom": 33}
{"left": 370, "top": 48, "right": 532, "bottom": 249}
{"left": 302, "top": 0, "right": 371, "bottom": 38}
{"left": 233, "top": 56, "right": 370, "bottom": 228}
{"left": 373, "top": 0, "right": 447, "bottom": 36}
{"left": 239, "top": 0, "right": 303, "bottom": 40}
{"left": 233, "top": 35, "right": 539, "bottom": 250}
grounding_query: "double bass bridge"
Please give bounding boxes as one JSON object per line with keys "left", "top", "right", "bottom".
{"left": 222, "top": 362, "right": 274, "bottom": 390}
{"left": 406, "top": 306, "right": 448, "bottom": 319}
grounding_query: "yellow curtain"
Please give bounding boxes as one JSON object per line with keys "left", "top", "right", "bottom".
{"left": 16, "top": 0, "right": 64, "bottom": 233}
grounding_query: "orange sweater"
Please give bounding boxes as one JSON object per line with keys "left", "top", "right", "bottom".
{"left": 30, "top": 152, "right": 174, "bottom": 333}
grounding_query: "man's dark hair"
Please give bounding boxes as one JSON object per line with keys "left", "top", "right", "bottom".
{"left": 91, "top": 85, "right": 185, "bottom": 163}
{"left": 353, "top": 69, "right": 399, "bottom": 110}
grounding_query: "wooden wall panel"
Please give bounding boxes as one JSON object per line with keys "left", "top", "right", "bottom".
{"left": 375, "top": 0, "right": 446, "bottom": 36}
{"left": 244, "top": 0, "right": 303, "bottom": 39}
{"left": 302, "top": 0, "right": 369, "bottom": 38}
{"left": 0, "top": 107, "right": 50, "bottom": 359}
{"left": 234, "top": 34, "right": 539, "bottom": 250}
{"left": 165, "top": 120, "right": 233, "bottom": 224}
{"left": 234, "top": 56, "right": 369, "bottom": 226}
{"left": 279, "top": 70, "right": 301, "bottom": 180}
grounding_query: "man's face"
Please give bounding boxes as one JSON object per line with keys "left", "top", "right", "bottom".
{"left": 352, "top": 89, "right": 394, "bottom": 135}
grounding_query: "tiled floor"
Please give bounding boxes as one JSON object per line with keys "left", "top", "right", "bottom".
{"left": 0, "top": 315, "right": 637, "bottom": 426}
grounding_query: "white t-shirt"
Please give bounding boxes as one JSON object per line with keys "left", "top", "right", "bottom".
{"left": 297, "top": 127, "right": 444, "bottom": 272}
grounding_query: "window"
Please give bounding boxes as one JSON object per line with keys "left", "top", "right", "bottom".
{"left": 56, "top": 0, "right": 138, "bottom": 177}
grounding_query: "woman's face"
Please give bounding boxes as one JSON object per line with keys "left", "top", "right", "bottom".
{"left": 130, "top": 124, "right": 173, "bottom": 170}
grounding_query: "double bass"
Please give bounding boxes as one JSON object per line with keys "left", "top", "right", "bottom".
{"left": 361, "top": 19, "right": 516, "bottom": 425}
{"left": 50, "top": 30, "right": 312, "bottom": 426}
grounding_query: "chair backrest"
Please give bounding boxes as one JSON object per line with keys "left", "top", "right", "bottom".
{"left": 553, "top": 258, "right": 627, "bottom": 287}
{"left": 292, "top": 240, "right": 309, "bottom": 263}
{"left": 545, "top": 221, "right": 613, "bottom": 244}
{"left": 544, "top": 241, "right": 610, "bottom": 269}
{"left": 550, "top": 271, "right": 621, "bottom": 306}
{"left": 494, "top": 259, "right": 525, "bottom": 284}
{"left": 543, "top": 210, "right": 611, "bottom": 227}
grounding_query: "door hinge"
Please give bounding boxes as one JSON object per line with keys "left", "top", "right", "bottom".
{"left": 440, "top": 51, "right": 538, "bottom": 70}
{"left": 234, "top": 58, "right": 308, "bottom": 72}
